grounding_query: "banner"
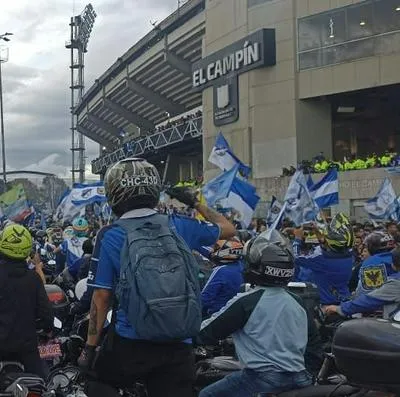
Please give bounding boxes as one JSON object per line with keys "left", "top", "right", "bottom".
{"left": 0, "top": 184, "right": 32, "bottom": 222}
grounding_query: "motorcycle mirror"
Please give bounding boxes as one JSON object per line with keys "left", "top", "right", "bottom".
{"left": 54, "top": 317, "right": 63, "bottom": 329}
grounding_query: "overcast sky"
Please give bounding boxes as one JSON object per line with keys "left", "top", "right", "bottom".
{"left": 0, "top": 0, "right": 178, "bottom": 180}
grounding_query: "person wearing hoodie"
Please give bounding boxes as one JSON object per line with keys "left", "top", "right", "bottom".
{"left": 0, "top": 224, "right": 54, "bottom": 378}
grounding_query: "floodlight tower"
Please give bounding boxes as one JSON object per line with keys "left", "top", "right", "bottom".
{"left": 66, "top": 4, "right": 96, "bottom": 183}
{"left": 0, "top": 32, "right": 12, "bottom": 187}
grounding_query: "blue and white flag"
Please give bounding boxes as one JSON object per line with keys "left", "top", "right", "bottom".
{"left": 266, "top": 196, "right": 284, "bottom": 227}
{"left": 70, "top": 182, "right": 106, "bottom": 206}
{"left": 55, "top": 188, "right": 86, "bottom": 224}
{"left": 208, "top": 132, "right": 251, "bottom": 178}
{"left": 202, "top": 164, "right": 239, "bottom": 207}
{"left": 284, "top": 171, "right": 319, "bottom": 227}
{"left": 308, "top": 169, "right": 339, "bottom": 209}
{"left": 223, "top": 177, "right": 260, "bottom": 228}
{"left": 364, "top": 178, "right": 398, "bottom": 220}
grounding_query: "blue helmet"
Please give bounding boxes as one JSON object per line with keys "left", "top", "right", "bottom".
{"left": 72, "top": 217, "right": 89, "bottom": 237}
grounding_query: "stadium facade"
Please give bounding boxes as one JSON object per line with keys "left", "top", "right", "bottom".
{"left": 76, "top": 0, "right": 400, "bottom": 219}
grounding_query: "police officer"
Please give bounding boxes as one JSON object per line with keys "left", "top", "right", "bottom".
{"left": 293, "top": 213, "right": 354, "bottom": 305}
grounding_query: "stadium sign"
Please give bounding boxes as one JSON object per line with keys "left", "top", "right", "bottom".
{"left": 192, "top": 29, "right": 276, "bottom": 90}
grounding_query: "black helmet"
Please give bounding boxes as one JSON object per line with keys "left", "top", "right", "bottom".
{"left": 243, "top": 230, "right": 295, "bottom": 287}
{"left": 104, "top": 158, "right": 161, "bottom": 216}
{"left": 365, "top": 231, "right": 395, "bottom": 255}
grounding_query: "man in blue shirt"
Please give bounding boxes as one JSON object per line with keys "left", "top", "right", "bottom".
{"left": 201, "top": 238, "right": 244, "bottom": 317}
{"left": 79, "top": 158, "right": 235, "bottom": 397}
{"left": 357, "top": 231, "right": 396, "bottom": 295}
{"left": 325, "top": 246, "right": 400, "bottom": 319}
{"left": 292, "top": 213, "right": 354, "bottom": 305}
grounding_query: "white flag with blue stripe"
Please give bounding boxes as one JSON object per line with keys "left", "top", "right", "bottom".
{"left": 284, "top": 171, "right": 319, "bottom": 227}
{"left": 308, "top": 169, "right": 339, "bottom": 209}
{"left": 70, "top": 182, "right": 107, "bottom": 206}
{"left": 208, "top": 132, "right": 251, "bottom": 178}
{"left": 202, "top": 164, "right": 239, "bottom": 207}
{"left": 364, "top": 178, "right": 399, "bottom": 220}
{"left": 266, "top": 196, "right": 284, "bottom": 227}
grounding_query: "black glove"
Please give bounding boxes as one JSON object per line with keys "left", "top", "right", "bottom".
{"left": 166, "top": 187, "right": 199, "bottom": 208}
{"left": 69, "top": 302, "right": 83, "bottom": 316}
{"left": 78, "top": 344, "right": 96, "bottom": 370}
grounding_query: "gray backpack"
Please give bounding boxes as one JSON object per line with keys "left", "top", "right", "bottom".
{"left": 116, "top": 214, "right": 202, "bottom": 341}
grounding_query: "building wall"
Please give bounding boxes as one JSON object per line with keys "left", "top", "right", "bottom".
{"left": 201, "top": 0, "right": 400, "bottom": 187}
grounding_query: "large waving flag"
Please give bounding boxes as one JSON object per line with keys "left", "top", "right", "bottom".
{"left": 0, "top": 184, "right": 33, "bottom": 222}
{"left": 364, "top": 178, "right": 398, "bottom": 220}
{"left": 308, "top": 169, "right": 339, "bottom": 209}
{"left": 223, "top": 177, "right": 260, "bottom": 228}
{"left": 284, "top": 171, "right": 319, "bottom": 227}
{"left": 208, "top": 132, "right": 251, "bottom": 178}
{"left": 202, "top": 164, "right": 239, "bottom": 207}
{"left": 70, "top": 182, "right": 106, "bottom": 206}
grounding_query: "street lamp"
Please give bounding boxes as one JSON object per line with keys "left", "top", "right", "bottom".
{"left": 0, "top": 32, "right": 12, "bottom": 186}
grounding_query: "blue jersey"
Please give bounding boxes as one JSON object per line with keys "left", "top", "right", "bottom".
{"left": 61, "top": 237, "right": 87, "bottom": 271}
{"left": 340, "top": 272, "right": 400, "bottom": 319}
{"left": 357, "top": 252, "right": 395, "bottom": 295}
{"left": 201, "top": 261, "right": 244, "bottom": 316}
{"left": 293, "top": 240, "right": 353, "bottom": 305}
{"left": 87, "top": 209, "right": 220, "bottom": 340}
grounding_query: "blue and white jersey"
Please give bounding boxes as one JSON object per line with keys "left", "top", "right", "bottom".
{"left": 87, "top": 208, "right": 220, "bottom": 340}
{"left": 356, "top": 252, "right": 395, "bottom": 295}
{"left": 61, "top": 237, "right": 87, "bottom": 271}
{"left": 340, "top": 272, "right": 400, "bottom": 319}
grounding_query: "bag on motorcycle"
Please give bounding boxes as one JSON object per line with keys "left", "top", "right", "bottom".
{"left": 115, "top": 215, "right": 202, "bottom": 341}
{"left": 333, "top": 318, "right": 400, "bottom": 385}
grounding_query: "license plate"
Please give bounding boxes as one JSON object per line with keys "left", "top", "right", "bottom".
{"left": 39, "top": 342, "right": 62, "bottom": 359}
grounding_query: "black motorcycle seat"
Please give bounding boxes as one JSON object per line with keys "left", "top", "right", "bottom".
{"left": 277, "top": 384, "right": 359, "bottom": 397}
{"left": 206, "top": 356, "right": 242, "bottom": 371}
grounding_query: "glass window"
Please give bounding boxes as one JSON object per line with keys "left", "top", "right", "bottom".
{"left": 346, "top": 2, "right": 374, "bottom": 41}
{"left": 373, "top": 0, "right": 400, "bottom": 34}
{"left": 299, "top": 50, "right": 321, "bottom": 70}
{"left": 298, "top": 16, "right": 323, "bottom": 52}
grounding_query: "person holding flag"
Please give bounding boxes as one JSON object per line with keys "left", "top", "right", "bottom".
{"left": 292, "top": 213, "right": 354, "bottom": 305}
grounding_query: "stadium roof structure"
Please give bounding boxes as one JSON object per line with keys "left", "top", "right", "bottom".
{"left": 76, "top": 0, "right": 205, "bottom": 149}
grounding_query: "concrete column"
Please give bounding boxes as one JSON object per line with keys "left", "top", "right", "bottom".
{"left": 295, "top": 99, "right": 333, "bottom": 162}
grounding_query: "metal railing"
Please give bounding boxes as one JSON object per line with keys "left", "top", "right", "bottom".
{"left": 91, "top": 116, "right": 203, "bottom": 174}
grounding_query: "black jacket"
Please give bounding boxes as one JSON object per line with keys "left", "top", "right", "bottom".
{"left": 0, "top": 261, "right": 53, "bottom": 352}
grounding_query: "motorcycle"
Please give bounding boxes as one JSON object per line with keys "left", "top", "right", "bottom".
{"left": 0, "top": 361, "right": 48, "bottom": 396}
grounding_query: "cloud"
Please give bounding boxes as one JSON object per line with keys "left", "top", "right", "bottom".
{"left": 0, "top": 0, "right": 179, "bottom": 176}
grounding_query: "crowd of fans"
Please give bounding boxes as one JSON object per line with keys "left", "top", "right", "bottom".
{"left": 282, "top": 150, "right": 400, "bottom": 176}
